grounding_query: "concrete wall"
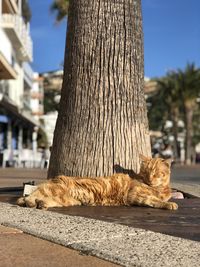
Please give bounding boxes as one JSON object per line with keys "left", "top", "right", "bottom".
{"left": 8, "top": 62, "right": 24, "bottom": 108}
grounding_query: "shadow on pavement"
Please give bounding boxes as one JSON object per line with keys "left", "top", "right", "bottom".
{"left": 0, "top": 188, "right": 199, "bottom": 242}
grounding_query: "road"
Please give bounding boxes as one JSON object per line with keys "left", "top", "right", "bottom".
{"left": 171, "top": 165, "right": 200, "bottom": 185}
{"left": 0, "top": 165, "right": 199, "bottom": 187}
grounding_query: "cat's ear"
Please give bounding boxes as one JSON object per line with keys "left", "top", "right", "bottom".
{"left": 164, "top": 158, "right": 172, "bottom": 166}
{"left": 139, "top": 154, "right": 151, "bottom": 162}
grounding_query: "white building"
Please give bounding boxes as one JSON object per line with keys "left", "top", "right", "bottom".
{"left": 0, "top": 0, "right": 40, "bottom": 167}
{"left": 41, "top": 70, "right": 63, "bottom": 146}
{"left": 43, "top": 111, "right": 58, "bottom": 147}
{"left": 31, "top": 72, "right": 44, "bottom": 121}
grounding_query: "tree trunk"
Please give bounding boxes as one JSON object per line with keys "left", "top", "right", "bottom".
{"left": 171, "top": 106, "right": 179, "bottom": 160}
{"left": 184, "top": 101, "right": 195, "bottom": 165}
{"left": 48, "top": 0, "right": 151, "bottom": 178}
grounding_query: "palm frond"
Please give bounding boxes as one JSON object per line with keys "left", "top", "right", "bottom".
{"left": 50, "top": 0, "right": 69, "bottom": 23}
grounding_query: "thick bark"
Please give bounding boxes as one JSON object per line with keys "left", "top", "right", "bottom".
{"left": 48, "top": 0, "right": 151, "bottom": 178}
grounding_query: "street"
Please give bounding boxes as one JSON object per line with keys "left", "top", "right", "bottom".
{"left": 0, "top": 165, "right": 199, "bottom": 188}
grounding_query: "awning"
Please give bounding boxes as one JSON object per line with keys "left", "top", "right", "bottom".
{"left": 0, "top": 93, "right": 39, "bottom": 128}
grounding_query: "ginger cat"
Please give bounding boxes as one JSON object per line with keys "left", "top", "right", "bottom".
{"left": 17, "top": 155, "right": 178, "bottom": 210}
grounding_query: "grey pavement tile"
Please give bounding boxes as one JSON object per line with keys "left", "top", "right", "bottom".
{"left": 0, "top": 202, "right": 199, "bottom": 267}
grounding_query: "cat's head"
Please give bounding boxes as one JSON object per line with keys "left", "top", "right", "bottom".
{"left": 139, "top": 154, "right": 172, "bottom": 187}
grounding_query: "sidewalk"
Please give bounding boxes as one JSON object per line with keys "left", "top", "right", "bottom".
{"left": 0, "top": 201, "right": 200, "bottom": 267}
{"left": 0, "top": 225, "right": 118, "bottom": 267}
{"left": 0, "top": 167, "right": 200, "bottom": 267}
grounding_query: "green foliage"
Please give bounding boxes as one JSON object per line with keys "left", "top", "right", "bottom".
{"left": 147, "top": 73, "right": 181, "bottom": 131}
{"left": 37, "top": 126, "right": 48, "bottom": 148}
{"left": 147, "top": 90, "right": 168, "bottom": 131}
{"left": 148, "top": 63, "right": 200, "bottom": 157}
{"left": 50, "top": 0, "right": 69, "bottom": 22}
{"left": 43, "top": 89, "right": 60, "bottom": 114}
{"left": 177, "top": 63, "right": 200, "bottom": 102}
{"left": 148, "top": 63, "right": 200, "bottom": 127}
{"left": 22, "top": 0, "right": 31, "bottom": 23}
{"left": 192, "top": 107, "right": 200, "bottom": 146}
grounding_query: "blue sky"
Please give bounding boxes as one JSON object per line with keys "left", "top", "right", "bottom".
{"left": 29, "top": 0, "right": 200, "bottom": 78}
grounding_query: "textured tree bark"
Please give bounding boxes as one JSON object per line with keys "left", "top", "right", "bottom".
{"left": 48, "top": 0, "right": 151, "bottom": 178}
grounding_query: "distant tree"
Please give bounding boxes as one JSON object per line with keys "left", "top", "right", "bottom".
{"left": 149, "top": 63, "right": 200, "bottom": 164}
{"left": 22, "top": 0, "right": 32, "bottom": 23}
{"left": 37, "top": 126, "right": 48, "bottom": 148}
{"left": 50, "top": 0, "right": 69, "bottom": 23}
{"left": 192, "top": 107, "right": 200, "bottom": 160}
{"left": 43, "top": 89, "right": 60, "bottom": 113}
{"left": 176, "top": 63, "right": 200, "bottom": 164}
{"left": 147, "top": 90, "right": 168, "bottom": 132}
{"left": 48, "top": 0, "right": 151, "bottom": 178}
{"left": 148, "top": 74, "right": 181, "bottom": 160}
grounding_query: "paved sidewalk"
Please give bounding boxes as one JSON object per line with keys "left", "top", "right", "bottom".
{"left": 0, "top": 168, "right": 47, "bottom": 187}
{"left": 0, "top": 225, "right": 118, "bottom": 267}
{"left": 171, "top": 165, "right": 200, "bottom": 197}
{"left": 0, "top": 202, "right": 200, "bottom": 267}
{"left": 0, "top": 167, "right": 200, "bottom": 266}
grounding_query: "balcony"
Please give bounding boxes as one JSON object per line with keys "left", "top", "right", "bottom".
{"left": 0, "top": 51, "right": 17, "bottom": 79}
{"left": 22, "top": 95, "right": 32, "bottom": 111}
{"left": 23, "top": 62, "right": 34, "bottom": 88}
{"left": 32, "top": 104, "right": 44, "bottom": 116}
{"left": 2, "top": 0, "right": 19, "bottom": 15}
{"left": 0, "top": 14, "right": 33, "bottom": 62}
{"left": 31, "top": 92, "right": 43, "bottom": 100}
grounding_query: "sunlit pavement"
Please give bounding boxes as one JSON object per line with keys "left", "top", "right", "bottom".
{"left": 0, "top": 224, "right": 119, "bottom": 267}
{"left": 0, "top": 166, "right": 200, "bottom": 266}
{"left": 171, "top": 165, "right": 200, "bottom": 198}
{"left": 0, "top": 164, "right": 200, "bottom": 187}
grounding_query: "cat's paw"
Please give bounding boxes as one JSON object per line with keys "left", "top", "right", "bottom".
{"left": 35, "top": 199, "right": 48, "bottom": 210}
{"left": 17, "top": 197, "right": 36, "bottom": 208}
{"left": 165, "top": 201, "right": 178, "bottom": 210}
{"left": 25, "top": 198, "right": 37, "bottom": 208}
{"left": 16, "top": 197, "right": 26, "bottom": 207}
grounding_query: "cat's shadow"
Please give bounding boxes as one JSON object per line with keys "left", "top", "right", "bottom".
{"left": 114, "top": 164, "right": 138, "bottom": 179}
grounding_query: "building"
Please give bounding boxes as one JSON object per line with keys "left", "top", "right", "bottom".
{"left": 144, "top": 77, "right": 158, "bottom": 95}
{"left": 31, "top": 73, "right": 44, "bottom": 121}
{"left": 40, "top": 70, "right": 62, "bottom": 146}
{"left": 0, "top": 0, "right": 40, "bottom": 167}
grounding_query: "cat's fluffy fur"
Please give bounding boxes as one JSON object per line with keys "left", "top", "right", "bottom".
{"left": 17, "top": 155, "right": 178, "bottom": 210}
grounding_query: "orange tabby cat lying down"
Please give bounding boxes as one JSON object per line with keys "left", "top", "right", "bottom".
{"left": 17, "top": 155, "right": 178, "bottom": 210}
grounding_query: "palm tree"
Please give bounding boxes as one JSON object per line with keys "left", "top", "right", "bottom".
{"left": 22, "top": 0, "right": 32, "bottom": 23}
{"left": 176, "top": 63, "right": 200, "bottom": 164}
{"left": 192, "top": 107, "right": 200, "bottom": 162}
{"left": 50, "top": 0, "right": 69, "bottom": 23}
{"left": 47, "top": 0, "right": 151, "bottom": 178}
{"left": 152, "top": 73, "right": 181, "bottom": 160}
{"left": 153, "top": 64, "right": 200, "bottom": 164}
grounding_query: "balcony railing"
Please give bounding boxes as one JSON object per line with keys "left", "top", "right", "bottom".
{"left": 2, "top": 0, "right": 19, "bottom": 14}
{"left": 22, "top": 97, "right": 32, "bottom": 111}
{"left": 23, "top": 62, "right": 34, "bottom": 87}
{"left": 0, "top": 14, "right": 33, "bottom": 62}
{"left": 31, "top": 92, "right": 44, "bottom": 100}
